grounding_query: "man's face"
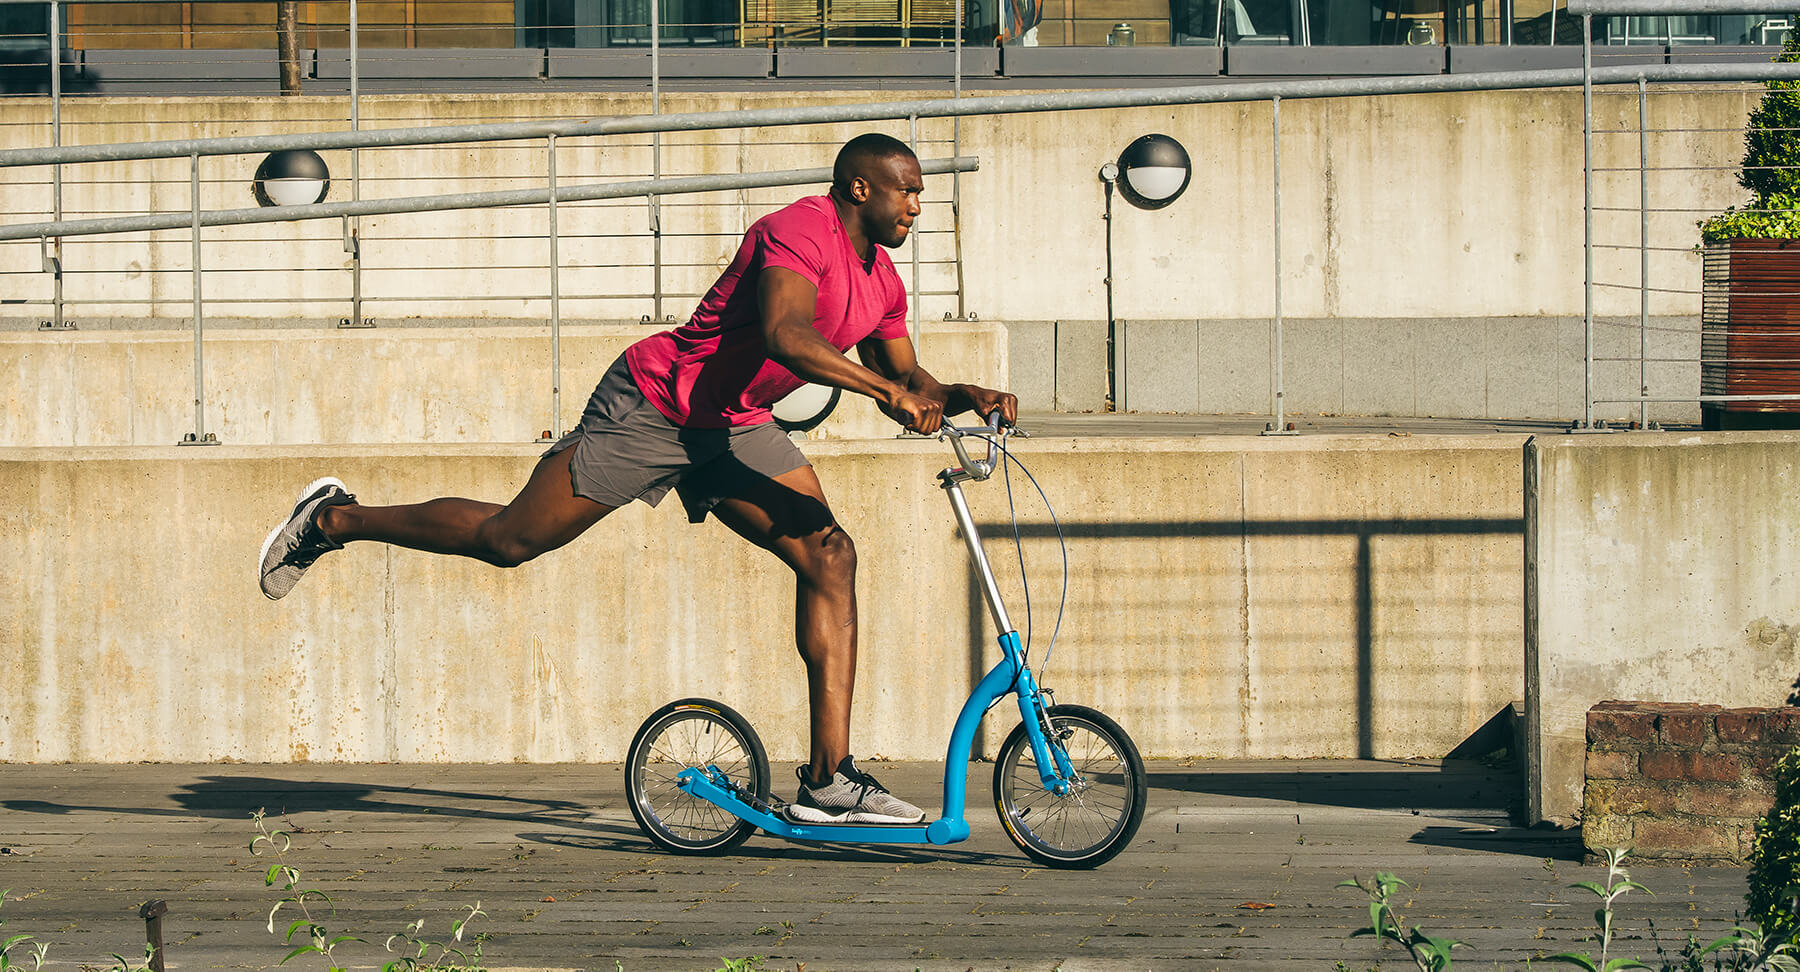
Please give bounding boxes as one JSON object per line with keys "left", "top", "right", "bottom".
{"left": 856, "top": 154, "right": 924, "bottom": 251}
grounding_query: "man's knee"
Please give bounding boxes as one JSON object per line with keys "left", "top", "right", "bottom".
{"left": 481, "top": 532, "right": 550, "bottom": 569}
{"left": 797, "top": 527, "right": 856, "bottom": 585}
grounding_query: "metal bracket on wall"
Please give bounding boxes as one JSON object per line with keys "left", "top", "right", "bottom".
{"left": 38, "top": 240, "right": 73, "bottom": 329}
{"left": 640, "top": 314, "right": 677, "bottom": 324}
{"left": 339, "top": 217, "right": 371, "bottom": 327}
{"left": 178, "top": 432, "right": 219, "bottom": 446}
{"left": 942, "top": 312, "right": 979, "bottom": 322}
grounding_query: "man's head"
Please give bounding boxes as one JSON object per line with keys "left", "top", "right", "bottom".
{"left": 831, "top": 133, "right": 923, "bottom": 251}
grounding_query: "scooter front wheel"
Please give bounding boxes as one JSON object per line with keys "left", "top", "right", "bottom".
{"left": 626, "top": 698, "right": 769, "bottom": 854}
{"left": 993, "top": 704, "right": 1147, "bottom": 869}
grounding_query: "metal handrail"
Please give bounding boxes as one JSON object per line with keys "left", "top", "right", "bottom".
{"left": 3, "top": 63, "right": 1799, "bottom": 171}
{"left": 1568, "top": 0, "right": 1789, "bottom": 13}
{"left": 0, "top": 157, "right": 978, "bottom": 242}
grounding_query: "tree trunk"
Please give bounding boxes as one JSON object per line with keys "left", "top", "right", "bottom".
{"left": 278, "top": 1, "right": 301, "bottom": 95}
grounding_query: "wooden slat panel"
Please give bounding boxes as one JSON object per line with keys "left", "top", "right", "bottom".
{"left": 827, "top": 0, "right": 901, "bottom": 23}
{"left": 1703, "top": 240, "right": 1800, "bottom": 413}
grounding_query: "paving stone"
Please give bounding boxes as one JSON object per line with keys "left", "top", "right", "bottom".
{"left": 0, "top": 759, "right": 1753, "bottom": 971}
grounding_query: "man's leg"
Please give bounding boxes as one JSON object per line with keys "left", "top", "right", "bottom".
{"left": 708, "top": 464, "right": 856, "bottom": 786}
{"left": 318, "top": 446, "right": 615, "bottom": 568}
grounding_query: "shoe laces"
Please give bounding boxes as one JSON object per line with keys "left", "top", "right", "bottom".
{"left": 286, "top": 501, "right": 349, "bottom": 568}
{"left": 839, "top": 765, "right": 892, "bottom": 805}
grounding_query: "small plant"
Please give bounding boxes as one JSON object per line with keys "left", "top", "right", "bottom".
{"left": 1693, "top": 921, "right": 1800, "bottom": 971}
{"left": 1749, "top": 749, "right": 1800, "bottom": 943}
{"left": 1337, "top": 871, "right": 1466, "bottom": 971}
{"left": 715, "top": 958, "right": 766, "bottom": 972}
{"left": 1344, "top": 850, "right": 1800, "bottom": 972}
{"left": 381, "top": 904, "right": 489, "bottom": 972}
{"left": 250, "top": 810, "right": 490, "bottom": 972}
{"left": 250, "top": 810, "right": 364, "bottom": 970}
{"left": 1701, "top": 35, "right": 1800, "bottom": 242}
{"left": 0, "top": 891, "right": 50, "bottom": 972}
{"left": 101, "top": 943, "right": 157, "bottom": 972}
{"left": 1542, "top": 847, "right": 1653, "bottom": 971}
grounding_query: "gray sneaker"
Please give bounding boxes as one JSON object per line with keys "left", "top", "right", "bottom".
{"left": 258, "top": 476, "right": 354, "bottom": 600}
{"left": 784, "top": 756, "right": 926, "bottom": 825}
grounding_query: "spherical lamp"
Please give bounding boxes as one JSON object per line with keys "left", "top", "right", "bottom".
{"left": 253, "top": 149, "right": 331, "bottom": 207}
{"left": 1114, "top": 134, "right": 1191, "bottom": 211}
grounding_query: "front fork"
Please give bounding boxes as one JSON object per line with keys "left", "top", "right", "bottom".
{"left": 1002, "top": 631, "right": 1077, "bottom": 793}
{"left": 942, "top": 472, "right": 1077, "bottom": 797}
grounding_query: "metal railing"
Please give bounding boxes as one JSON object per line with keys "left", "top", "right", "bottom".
{"left": 1572, "top": 0, "right": 1797, "bottom": 429}
{"left": 5, "top": 21, "right": 1797, "bottom": 437}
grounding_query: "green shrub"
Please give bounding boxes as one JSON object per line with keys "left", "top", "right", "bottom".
{"left": 1700, "top": 36, "right": 1800, "bottom": 242}
{"left": 1749, "top": 747, "right": 1800, "bottom": 943}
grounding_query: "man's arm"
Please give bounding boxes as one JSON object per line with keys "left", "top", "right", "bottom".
{"left": 757, "top": 267, "right": 946, "bottom": 432}
{"left": 856, "top": 334, "right": 1019, "bottom": 427}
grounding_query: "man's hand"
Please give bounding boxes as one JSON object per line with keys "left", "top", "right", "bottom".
{"left": 880, "top": 387, "right": 946, "bottom": 434}
{"left": 965, "top": 386, "right": 1019, "bottom": 428}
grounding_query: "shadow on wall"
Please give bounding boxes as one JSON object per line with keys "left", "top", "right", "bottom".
{"left": 966, "top": 517, "right": 1526, "bottom": 761}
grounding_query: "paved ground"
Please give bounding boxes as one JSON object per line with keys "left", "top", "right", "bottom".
{"left": 0, "top": 759, "right": 1754, "bottom": 971}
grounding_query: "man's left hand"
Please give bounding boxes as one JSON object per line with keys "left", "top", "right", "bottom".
{"left": 967, "top": 387, "right": 1018, "bottom": 428}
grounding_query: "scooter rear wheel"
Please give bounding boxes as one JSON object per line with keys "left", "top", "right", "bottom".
{"left": 626, "top": 698, "right": 769, "bottom": 854}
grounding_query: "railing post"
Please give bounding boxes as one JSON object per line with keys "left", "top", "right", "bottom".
{"left": 651, "top": 0, "right": 664, "bottom": 322}
{"left": 548, "top": 134, "right": 563, "bottom": 441}
{"left": 48, "top": 0, "right": 65, "bottom": 331}
{"left": 343, "top": 0, "right": 367, "bottom": 328}
{"left": 909, "top": 114, "right": 921, "bottom": 346}
{"left": 951, "top": 0, "right": 965, "bottom": 322}
{"left": 1102, "top": 171, "right": 1116, "bottom": 412}
{"left": 1638, "top": 74, "right": 1650, "bottom": 429}
{"left": 1264, "top": 95, "right": 1292, "bottom": 435}
{"left": 1582, "top": 10, "right": 1596, "bottom": 428}
{"left": 182, "top": 152, "right": 215, "bottom": 445}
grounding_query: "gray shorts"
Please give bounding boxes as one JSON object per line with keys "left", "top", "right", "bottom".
{"left": 543, "top": 354, "right": 810, "bottom": 523}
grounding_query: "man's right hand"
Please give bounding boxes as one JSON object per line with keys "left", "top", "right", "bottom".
{"left": 881, "top": 387, "right": 945, "bottom": 434}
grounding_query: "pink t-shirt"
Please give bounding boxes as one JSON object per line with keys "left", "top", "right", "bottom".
{"left": 625, "top": 195, "right": 910, "bottom": 428}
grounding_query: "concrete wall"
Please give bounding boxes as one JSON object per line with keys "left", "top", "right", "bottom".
{"left": 0, "top": 323, "right": 1005, "bottom": 446}
{"left": 1525, "top": 432, "right": 1800, "bottom": 825}
{"left": 1, "top": 435, "right": 1525, "bottom": 763}
{"left": 0, "top": 87, "right": 1750, "bottom": 422}
{"left": 1011, "top": 315, "right": 1702, "bottom": 424}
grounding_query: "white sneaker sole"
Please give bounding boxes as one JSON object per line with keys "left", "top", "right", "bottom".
{"left": 258, "top": 475, "right": 347, "bottom": 600}
{"left": 783, "top": 805, "right": 926, "bottom": 826}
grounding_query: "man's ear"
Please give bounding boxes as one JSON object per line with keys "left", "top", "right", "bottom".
{"left": 848, "top": 175, "right": 870, "bottom": 203}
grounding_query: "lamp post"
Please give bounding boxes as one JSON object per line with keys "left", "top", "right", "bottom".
{"left": 1099, "top": 134, "right": 1191, "bottom": 412}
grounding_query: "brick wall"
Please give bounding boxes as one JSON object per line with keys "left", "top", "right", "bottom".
{"left": 1584, "top": 700, "right": 1800, "bottom": 863}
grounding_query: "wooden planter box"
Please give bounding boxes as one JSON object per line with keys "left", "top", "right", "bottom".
{"left": 1703, "top": 238, "right": 1800, "bottom": 429}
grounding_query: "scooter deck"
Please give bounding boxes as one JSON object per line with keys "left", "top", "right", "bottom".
{"left": 677, "top": 768, "right": 970, "bottom": 845}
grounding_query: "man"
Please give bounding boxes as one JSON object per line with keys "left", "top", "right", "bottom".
{"left": 258, "top": 133, "right": 1017, "bottom": 825}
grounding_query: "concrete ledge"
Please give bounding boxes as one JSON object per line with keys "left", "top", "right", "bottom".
{"left": 0, "top": 322, "right": 1006, "bottom": 446}
{"left": 4, "top": 434, "right": 1525, "bottom": 763}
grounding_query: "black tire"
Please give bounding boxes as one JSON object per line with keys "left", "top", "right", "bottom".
{"left": 993, "top": 704, "right": 1147, "bottom": 869}
{"left": 626, "top": 698, "right": 770, "bottom": 854}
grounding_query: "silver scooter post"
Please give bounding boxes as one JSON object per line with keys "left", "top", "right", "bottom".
{"left": 939, "top": 412, "right": 1015, "bottom": 635}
